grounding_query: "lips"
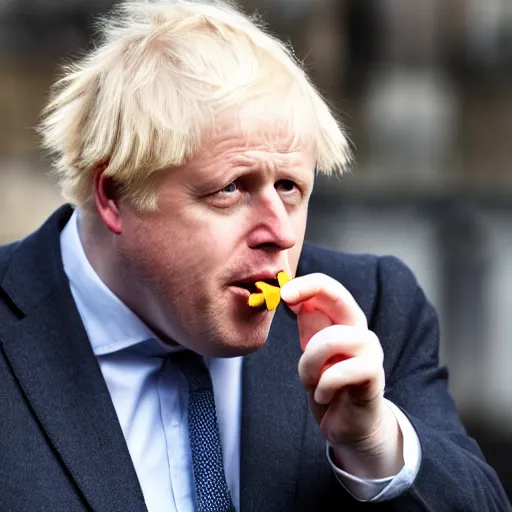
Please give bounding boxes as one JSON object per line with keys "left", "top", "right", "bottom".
{"left": 232, "top": 278, "right": 280, "bottom": 293}
{"left": 230, "top": 272, "right": 282, "bottom": 292}
{"left": 229, "top": 271, "right": 292, "bottom": 311}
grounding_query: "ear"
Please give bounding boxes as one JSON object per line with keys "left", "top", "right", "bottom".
{"left": 93, "top": 162, "right": 123, "bottom": 234}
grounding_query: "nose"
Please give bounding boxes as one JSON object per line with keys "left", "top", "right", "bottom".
{"left": 246, "top": 189, "right": 297, "bottom": 251}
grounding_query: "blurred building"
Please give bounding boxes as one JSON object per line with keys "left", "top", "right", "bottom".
{"left": 0, "top": 0, "right": 511, "bottom": 497}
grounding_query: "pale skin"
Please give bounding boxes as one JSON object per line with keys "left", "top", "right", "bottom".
{"left": 281, "top": 274, "right": 404, "bottom": 479}
{"left": 80, "top": 114, "right": 403, "bottom": 480}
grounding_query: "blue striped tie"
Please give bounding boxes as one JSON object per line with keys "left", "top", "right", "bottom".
{"left": 172, "top": 351, "right": 235, "bottom": 512}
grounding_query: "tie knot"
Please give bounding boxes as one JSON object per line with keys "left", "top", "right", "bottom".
{"left": 171, "top": 350, "right": 212, "bottom": 392}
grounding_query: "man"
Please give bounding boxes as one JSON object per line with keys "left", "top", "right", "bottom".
{"left": 0, "top": 1, "right": 509, "bottom": 511}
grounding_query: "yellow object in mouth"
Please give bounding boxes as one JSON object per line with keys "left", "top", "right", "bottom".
{"left": 248, "top": 271, "right": 291, "bottom": 311}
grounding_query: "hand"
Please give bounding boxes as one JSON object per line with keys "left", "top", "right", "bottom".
{"left": 280, "top": 273, "right": 403, "bottom": 479}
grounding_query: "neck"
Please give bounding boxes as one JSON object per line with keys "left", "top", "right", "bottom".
{"left": 76, "top": 209, "right": 181, "bottom": 349}
{"left": 77, "top": 209, "right": 119, "bottom": 294}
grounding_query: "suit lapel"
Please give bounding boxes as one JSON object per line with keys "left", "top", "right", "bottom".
{"left": 0, "top": 207, "right": 147, "bottom": 512}
{"left": 240, "top": 305, "right": 308, "bottom": 512}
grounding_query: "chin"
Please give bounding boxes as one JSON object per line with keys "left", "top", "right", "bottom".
{"left": 176, "top": 298, "right": 275, "bottom": 357}
{"left": 209, "top": 321, "right": 271, "bottom": 358}
{"left": 226, "top": 344, "right": 266, "bottom": 358}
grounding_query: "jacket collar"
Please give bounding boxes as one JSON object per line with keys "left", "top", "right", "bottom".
{"left": 60, "top": 209, "right": 156, "bottom": 355}
{"left": 0, "top": 205, "right": 148, "bottom": 512}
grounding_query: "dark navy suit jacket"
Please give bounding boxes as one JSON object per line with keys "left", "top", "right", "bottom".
{"left": 0, "top": 206, "right": 509, "bottom": 511}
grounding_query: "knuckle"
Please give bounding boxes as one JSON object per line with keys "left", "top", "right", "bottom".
{"left": 366, "top": 330, "right": 384, "bottom": 358}
{"left": 369, "top": 359, "right": 384, "bottom": 379}
{"left": 323, "top": 336, "right": 340, "bottom": 355}
{"left": 366, "top": 329, "right": 380, "bottom": 345}
{"left": 298, "top": 357, "right": 314, "bottom": 385}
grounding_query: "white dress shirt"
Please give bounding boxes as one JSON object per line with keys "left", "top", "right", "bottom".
{"left": 60, "top": 210, "right": 421, "bottom": 510}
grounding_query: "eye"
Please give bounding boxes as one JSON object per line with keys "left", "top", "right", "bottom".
{"left": 208, "top": 180, "right": 242, "bottom": 208}
{"left": 275, "top": 180, "right": 297, "bottom": 192}
{"left": 222, "top": 182, "right": 238, "bottom": 194}
{"left": 275, "top": 179, "right": 301, "bottom": 199}
{"left": 275, "top": 179, "right": 303, "bottom": 207}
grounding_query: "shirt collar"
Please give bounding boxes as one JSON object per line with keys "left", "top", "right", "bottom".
{"left": 60, "top": 210, "right": 158, "bottom": 356}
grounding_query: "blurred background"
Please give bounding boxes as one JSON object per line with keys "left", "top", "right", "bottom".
{"left": 0, "top": 0, "right": 511, "bottom": 500}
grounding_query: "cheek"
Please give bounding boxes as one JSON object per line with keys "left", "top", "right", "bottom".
{"left": 122, "top": 214, "right": 237, "bottom": 284}
{"left": 296, "top": 207, "right": 308, "bottom": 238}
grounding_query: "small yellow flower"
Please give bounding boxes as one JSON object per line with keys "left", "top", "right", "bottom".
{"left": 247, "top": 271, "right": 291, "bottom": 311}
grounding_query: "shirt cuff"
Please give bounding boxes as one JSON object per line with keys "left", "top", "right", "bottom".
{"left": 326, "top": 399, "right": 422, "bottom": 502}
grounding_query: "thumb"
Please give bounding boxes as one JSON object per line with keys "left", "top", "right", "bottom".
{"left": 281, "top": 274, "right": 367, "bottom": 329}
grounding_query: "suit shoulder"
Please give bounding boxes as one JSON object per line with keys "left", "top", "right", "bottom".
{"left": 299, "top": 242, "right": 380, "bottom": 284}
{"left": 0, "top": 241, "right": 19, "bottom": 282}
{"left": 299, "top": 243, "right": 422, "bottom": 318}
{"left": 375, "top": 254, "right": 422, "bottom": 303}
{"left": 299, "top": 243, "right": 381, "bottom": 315}
{"left": 300, "top": 243, "right": 419, "bottom": 288}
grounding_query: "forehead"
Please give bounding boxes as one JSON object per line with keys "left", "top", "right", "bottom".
{"left": 160, "top": 103, "right": 319, "bottom": 193}
{"left": 183, "top": 133, "right": 315, "bottom": 195}
{"left": 199, "top": 106, "right": 317, "bottom": 164}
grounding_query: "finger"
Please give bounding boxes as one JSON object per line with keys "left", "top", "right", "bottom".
{"left": 281, "top": 273, "right": 367, "bottom": 328}
{"left": 313, "top": 356, "right": 385, "bottom": 405}
{"left": 296, "top": 307, "right": 333, "bottom": 351}
{"left": 298, "top": 325, "right": 381, "bottom": 388}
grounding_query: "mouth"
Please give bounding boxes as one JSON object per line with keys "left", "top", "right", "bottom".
{"left": 229, "top": 271, "right": 291, "bottom": 312}
{"left": 232, "top": 278, "right": 280, "bottom": 294}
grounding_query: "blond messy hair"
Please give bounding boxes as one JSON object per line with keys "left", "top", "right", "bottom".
{"left": 39, "top": 0, "right": 351, "bottom": 211}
